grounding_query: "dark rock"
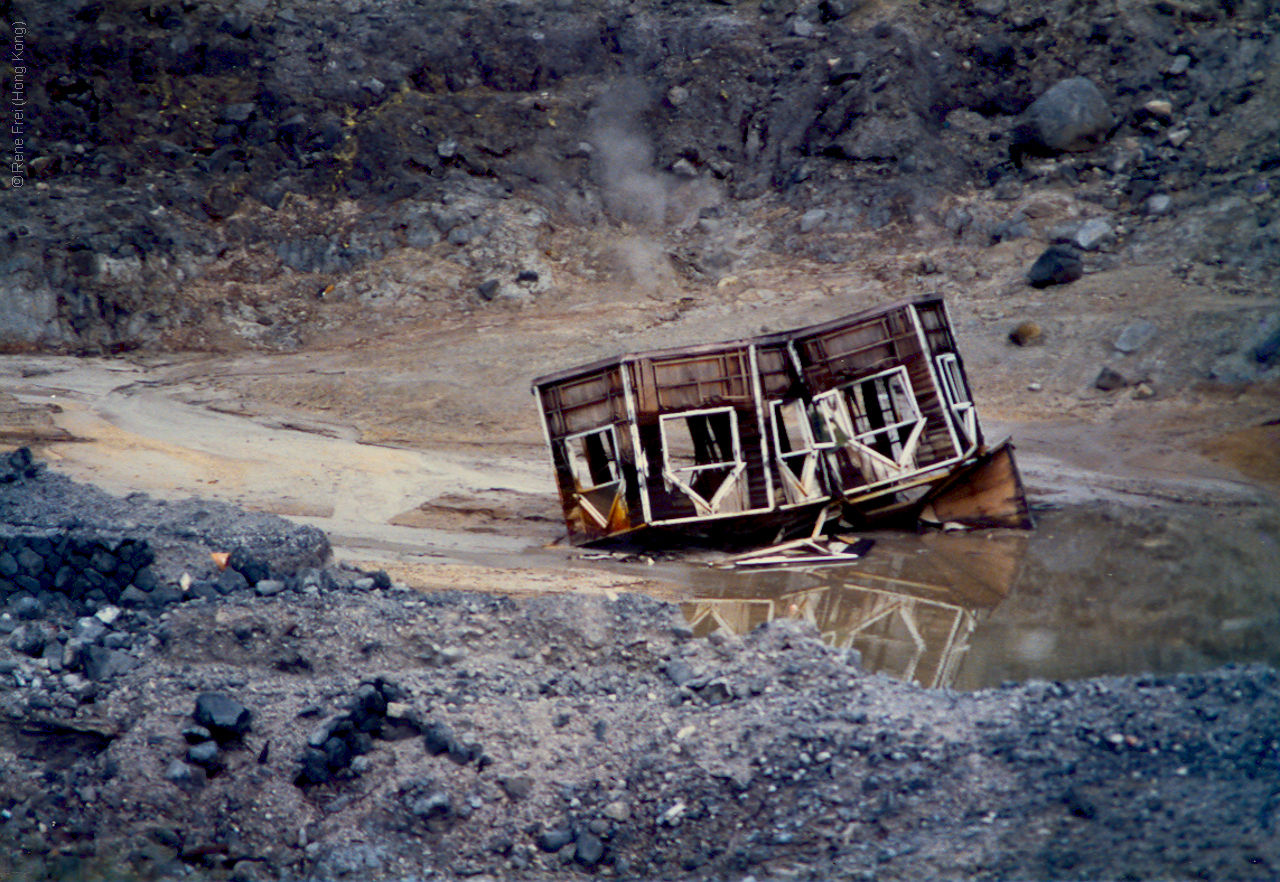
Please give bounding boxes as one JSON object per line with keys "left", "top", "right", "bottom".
{"left": 536, "top": 826, "right": 575, "bottom": 853}
{"left": 202, "top": 185, "right": 242, "bottom": 221}
{"left": 323, "top": 734, "right": 352, "bottom": 771}
{"left": 228, "top": 547, "right": 270, "bottom": 585}
{"left": 118, "top": 585, "right": 149, "bottom": 607}
{"left": 216, "top": 568, "right": 249, "bottom": 595}
{"left": 1253, "top": 327, "right": 1280, "bottom": 366}
{"left": 189, "top": 581, "right": 220, "bottom": 601}
{"left": 151, "top": 583, "right": 187, "bottom": 606}
{"left": 296, "top": 747, "right": 330, "bottom": 785}
{"left": 350, "top": 682, "right": 388, "bottom": 726}
{"left": 422, "top": 720, "right": 456, "bottom": 756}
{"left": 447, "top": 738, "right": 479, "bottom": 766}
{"left": 187, "top": 740, "right": 223, "bottom": 770}
{"left": 1027, "top": 246, "right": 1084, "bottom": 288}
{"left": 575, "top": 832, "right": 605, "bottom": 867}
{"left": 12, "top": 595, "right": 44, "bottom": 620}
{"left": 17, "top": 547, "right": 44, "bottom": 575}
{"left": 9, "top": 623, "right": 47, "bottom": 656}
{"left": 1, "top": 448, "right": 39, "bottom": 482}
{"left": 1095, "top": 368, "right": 1128, "bottom": 391}
{"left": 193, "top": 692, "right": 252, "bottom": 741}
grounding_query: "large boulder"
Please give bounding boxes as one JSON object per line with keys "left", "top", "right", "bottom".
{"left": 1011, "top": 77, "right": 1115, "bottom": 165}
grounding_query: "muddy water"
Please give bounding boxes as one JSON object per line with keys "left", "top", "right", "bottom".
{"left": 676, "top": 504, "right": 1280, "bottom": 690}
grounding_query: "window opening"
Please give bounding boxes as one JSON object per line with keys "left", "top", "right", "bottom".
{"left": 562, "top": 426, "right": 624, "bottom": 528}
{"left": 770, "top": 400, "right": 832, "bottom": 505}
{"left": 811, "top": 367, "right": 926, "bottom": 486}
{"left": 659, "top": 407, "right": 746, "bottom": 515}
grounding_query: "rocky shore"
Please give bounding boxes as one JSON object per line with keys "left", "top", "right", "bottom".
{"left": 2, "top": 451, "right": 1279, "bottom": 881}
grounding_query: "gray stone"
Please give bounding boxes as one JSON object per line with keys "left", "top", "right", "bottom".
{"left": 1073, "top": 219, "right": 1114, "bottom": 251}
{"left": 1145, "top": 194, "right": 1173, "bottom": 216}
{"left": 499, "top": 775, "right": 534, "bottom": 802}
{"left": 1019, "top": 77, "right": 1115, "bottom": 154}
{"left": 118, "top": 586, "right": 149, "bottom": 607}
{"left": 255, "top": 579, "right": 286, "bottom": 597}
{"left": 1115, "top": 321, "right": 1157, "bottom": 354}
{"left": 73, "top": 616, "right": 109, "bottom": 643}
{"left": 536, "top": 827, "right": 574, "bottom": 853}
{"left": 297, "top": 746, "right": 330, "bottom": 785}
{"left": 62, "top": 672, "right": 97, "bottom": 703}
{"left": 799, "top": 209, "right": 829, "bottom": 233}
{"left": 575, "top": 832, "right": 605, "bottom": 866}
{"left": 671, "top": 158, "right": 698, "bottom": 178}
{"left": 406, "top": 789, "right": 451, "bottom": 821}
{"left": 187, "top": 740, "right": 222, "bottom": 769}
{"left": 9, "top": 624, "right": 47, "bottom": 657}
{"left": 664, "top": 660, "right": 697, "bottom": 687}
{"left": 82, "top": 646, "right": 138, "bottom": 681}
{"left": 12, "top": 595, "right": 43, "bottom": 620}
{"left": 183, "top": 725, "right": 214, "bottom": 744}
{"left": 790, "top": 16, "right": 816, "bottom": 38}
{"left": 164, "top": 760, "right": 205, "bottom": 788}
{"left": 216, "top": 568, "right": 249, "bottom": 595}
{"left": 16, "top": 547, "right": 44, "bottom": 575}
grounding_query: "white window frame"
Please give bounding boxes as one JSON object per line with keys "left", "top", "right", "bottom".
{"left": 658, "top": 406, "right": 747, "bottom": 516}
{"left": 562, "top": 425, "right": 624, "bottom": 528}
{"left": 935, "top": 353, "right": 977, "bottom": 448}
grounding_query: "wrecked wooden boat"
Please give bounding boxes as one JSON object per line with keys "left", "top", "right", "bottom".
{"left": 532, "top": 296, "right": 1032, "bottom": 546}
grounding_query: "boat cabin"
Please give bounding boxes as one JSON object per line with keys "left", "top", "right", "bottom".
{"left": 532, "top": 296, "right": 1029, "bottom": 545}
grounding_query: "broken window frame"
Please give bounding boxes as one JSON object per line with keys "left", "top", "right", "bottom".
{"left": 561, "top": 425, "right": 625, "bottom": 529}
{"left": 813, "top": 366, "right": 926, "bottom": 489}
{"left": 769, "top": 399, "right": 833, "bottom": 507}
{"left": 657, "top": 406, "right": 748, "bottom": 518}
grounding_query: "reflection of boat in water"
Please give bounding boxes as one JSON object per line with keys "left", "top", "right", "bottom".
{"left": 682, "top": 530, "right": 1027, "bottom": 689}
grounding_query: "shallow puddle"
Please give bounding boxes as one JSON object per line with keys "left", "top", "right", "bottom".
{"left": 676, "top": 503, "right": 1280, "bottom": 690}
